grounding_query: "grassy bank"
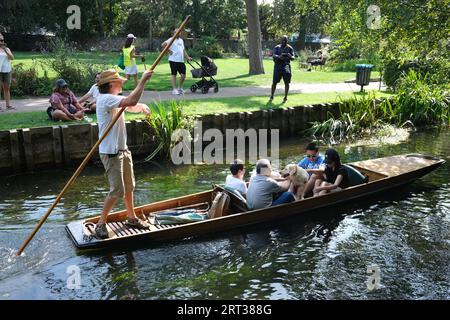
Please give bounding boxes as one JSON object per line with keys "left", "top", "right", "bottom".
{"left": 0, "top": 90, "right": 392, "bottom": 131}
{"left": 13, "top": 51, "right": 379, "bottom": 93}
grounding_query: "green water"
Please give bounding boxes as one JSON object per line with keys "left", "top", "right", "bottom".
{"left": 0, "top": 128, "right": 449, "bottom": 299}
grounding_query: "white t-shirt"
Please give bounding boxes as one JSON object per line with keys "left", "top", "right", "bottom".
{"left": 87, "top": 84, "right": 100, "bottom": 101}
{"left": 96, "top": 94, "right": 127, "bottom": 154}
{"left": 225, "top": 175, "right": 248, "bottom": 195}
{"left": 163, "top": 37, "right": 185, "bottom": 62}
{"left": 0, "top": 50, "right": 12, "bottom": 73}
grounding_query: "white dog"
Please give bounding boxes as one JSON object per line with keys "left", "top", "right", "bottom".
{"left": 280, "top": 164, "right": 309, "bottom": 200}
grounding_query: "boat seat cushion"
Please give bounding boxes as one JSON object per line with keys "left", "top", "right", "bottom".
{"left": 344, "top": 164, "right": 369, "bottom": 187}
{"left": 216, "top": 185, "right": 249, "bottom": 212}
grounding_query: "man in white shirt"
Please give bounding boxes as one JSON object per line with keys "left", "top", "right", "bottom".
{"left": 79, "top": 72, "right": 100, "bottom": 113}
{"left": 94, "top": 69, "right": 152, "bottom": 239}
{"left": 225, "top": 159, "right": 247, "bottom": 196}
{"left": 162, "top": 28, "right": 192, "bottom": 95}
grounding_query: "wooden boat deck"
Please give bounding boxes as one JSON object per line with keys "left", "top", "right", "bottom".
{"left": 351, "top": 154, "right": 442, "bottom": 177}
{"left": 83, "top": 210, "right": 195, "bottom": 239}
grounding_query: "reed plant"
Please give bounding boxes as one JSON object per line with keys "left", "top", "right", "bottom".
{"left": 308, "top": 70, "right": 449, "bottom": 143}
{"left": 144, "top": 101, "right": 194, "bottom": 161}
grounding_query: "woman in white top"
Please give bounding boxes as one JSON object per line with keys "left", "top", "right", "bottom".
{"left": 161, "top": 28, "right": 192, "bottom": 95}
{"left": 0, "top": 34, "right": 14, "bottom": 111}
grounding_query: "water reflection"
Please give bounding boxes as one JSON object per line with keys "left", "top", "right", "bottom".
{"left": 0, "top": 128, "right": 449, "bottom": 299}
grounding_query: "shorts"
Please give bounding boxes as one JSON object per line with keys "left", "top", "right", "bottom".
{"left": 125, "top": 64, "right": 138, "bottom": 75}
{"left": 0, "top": 72, "right": 11, "bottom": 85}
{"left": 100, "top": 150, "right": 135, "bottom": 198}
{"left": 169, "top": 61, "right": 186, "bottom": 76}
{"left": 273, "top": 64, "right": 292, "bottom": 84}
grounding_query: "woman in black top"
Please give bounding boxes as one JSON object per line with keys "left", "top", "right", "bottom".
{"left": 313, "top": 148, "right": 349, "bottom": 196}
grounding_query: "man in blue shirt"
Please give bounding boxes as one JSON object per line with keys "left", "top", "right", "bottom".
{"left": 269, "top": 35, "right": 295, "bottom": 103}
{"left": 298, "top": 142, "right": 325, "bottom": 197}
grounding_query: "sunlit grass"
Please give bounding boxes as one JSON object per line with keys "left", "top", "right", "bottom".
{"left": 13, "top": 51, "right": 379, "bottom": 93}
{"left": 0, "top": 90, "right": 392, "bottom": 131}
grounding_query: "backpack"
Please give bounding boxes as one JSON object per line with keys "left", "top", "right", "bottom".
{"left": 118, "top": 52, "right": 125, "bottom": 70}
{"left": 208, "top": 191, "right": 230, "bottom": 219}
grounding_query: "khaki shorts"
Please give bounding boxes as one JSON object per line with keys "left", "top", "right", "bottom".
{"left": 100, "top": 150, "right": 135, "bottom": 198}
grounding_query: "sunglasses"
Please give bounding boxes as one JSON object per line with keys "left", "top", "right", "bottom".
{"left": 306, "top": 154, "right": 317, "bottom": 158}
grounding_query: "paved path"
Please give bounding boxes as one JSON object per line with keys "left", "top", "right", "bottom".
{"left": 1, "top": 81, "right": 384, "bottom": 113}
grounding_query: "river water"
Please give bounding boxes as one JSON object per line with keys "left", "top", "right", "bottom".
{"left": 0, "top": 128, "right": 449, "bottom": 300}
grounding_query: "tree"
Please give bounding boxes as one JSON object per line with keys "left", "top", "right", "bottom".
{"left": 245, "top": 0, "right": 264, "bottom": 74}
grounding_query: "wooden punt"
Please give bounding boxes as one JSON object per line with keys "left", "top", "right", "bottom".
{"left": 66, "top": 154, "right": 445, "bottom": 250}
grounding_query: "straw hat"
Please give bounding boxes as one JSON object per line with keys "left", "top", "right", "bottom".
{"left": 97, "top": 69, "right": 127, "bottom": 86}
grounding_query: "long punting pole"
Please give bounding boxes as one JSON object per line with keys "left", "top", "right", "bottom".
{"left": 16, "top": 16, "right": 191, "bottom": 256}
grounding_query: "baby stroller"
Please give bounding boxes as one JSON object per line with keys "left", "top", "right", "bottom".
{"left": 187, "top": 56, "right": 219, "bottom": 94}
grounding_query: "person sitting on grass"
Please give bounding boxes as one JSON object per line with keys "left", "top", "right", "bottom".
{"left": 48, "top": 79, "right": 87, "bottom": 122}
{"left": 298, "top": 142, "right": 325, "bottom": 198}
{"left": 246, "top": 159, "right": 294, "bottom": 210}
{"left": 78, "top": 72, "right": 100, "bottom": 114}
{"left": 313, "top": 148, "right": 349, "bottom": 196}
{"left": 225, "top": 159, "right": 247, "bottom": 196}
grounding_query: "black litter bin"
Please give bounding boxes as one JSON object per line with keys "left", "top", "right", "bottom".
{"left": 355, "top": 64, "right": 374, "bottom": 92}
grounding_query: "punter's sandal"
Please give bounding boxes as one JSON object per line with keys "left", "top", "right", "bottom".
{"left": 125, "top": 218, "right": 150, "bottom": 229}
{"left": 94, "top": 223, "right": 109, "bottom": 239}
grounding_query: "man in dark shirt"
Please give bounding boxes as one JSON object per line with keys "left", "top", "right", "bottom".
{"left": 269, "top": 35, "right": 295, "bottom": 103}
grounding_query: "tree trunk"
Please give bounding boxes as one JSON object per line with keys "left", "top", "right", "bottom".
{"left": 148, "top": 18, "right": 153, "bottom": 51}
{"left": 97, "top": 0, "right": 105, "bottom": 37}
{"left": 245, "top": 0, "right": 264, "bottom": 75}
{"left": 298, "top": 15, "right": 307, "bottom": 51}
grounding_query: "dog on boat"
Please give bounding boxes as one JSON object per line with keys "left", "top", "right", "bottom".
{"left": 280, "top": 164, "right": 309, "bottom": 200}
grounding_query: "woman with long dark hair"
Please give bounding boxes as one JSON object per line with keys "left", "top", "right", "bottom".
{"left": 122, "top": 34, "right": 144, "bottom": 88}
{"left": 313, "top": 148, "right": 350, "bottom": 196}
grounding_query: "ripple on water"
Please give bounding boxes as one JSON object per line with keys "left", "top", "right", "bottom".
{"left": 0, "top": 129, "right": 449, "bottom": 299}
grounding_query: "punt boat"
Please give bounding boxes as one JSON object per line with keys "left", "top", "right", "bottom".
{"left": 66, "top": 154, "right": 445, "bottom": 250}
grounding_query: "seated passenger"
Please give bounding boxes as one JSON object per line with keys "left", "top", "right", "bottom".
{"left": 48, "top": 79, "right": 87, "bottom": 121}
{"left": 225, "top": 159, "right": 247, "bottom": 196}
{"left": 78, "top": 72, "right": 100, "bottom": 114}
{"left": 246, "top": 159, "right": 294, "bottom": 210}
{"left": 313, "top": 148, "right": 350, "bottom": 196}
{"left": 298, "top": 142, "right": 325, "bottom": 198}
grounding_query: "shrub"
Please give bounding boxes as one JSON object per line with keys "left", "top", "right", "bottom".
{"left": 10, "top": 62, "right": 52, "bottom": 97}
{"left": 43, "top": 38, "right": 108, "bottom": 94}
{"left": 328, "top": 58, "right": 380, "bottom": 72}
{"left": 296, "top": 50, "right": 308, "bottom": 64}
{"left": 382, "top": 58, "right": 450, "bottom": 91}
{"left": 190, "top": 36, "right": 224, "bottom": 59}
{"left": 393, "top": 70, "right": 449, "bottom": 125}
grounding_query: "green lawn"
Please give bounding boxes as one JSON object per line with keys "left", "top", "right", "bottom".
{"left": 0, "top": 90, "right": 392, "bottom": 131}
{"left": 13, "top": 51, "right": 379, "bottom": 93}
